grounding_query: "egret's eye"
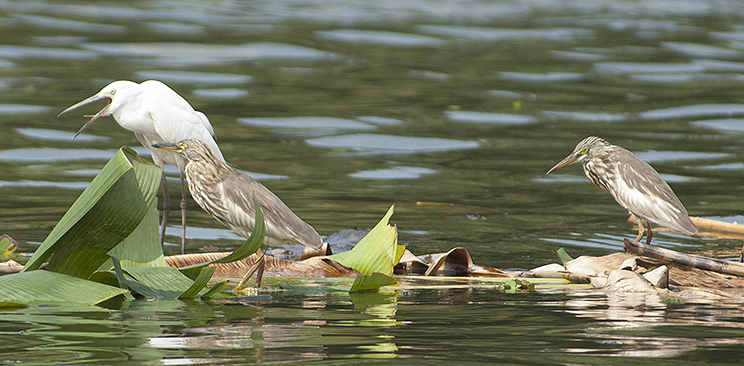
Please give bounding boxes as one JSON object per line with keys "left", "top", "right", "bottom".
{"left": 110, "top": 89, "right": 117, "bottom": 96}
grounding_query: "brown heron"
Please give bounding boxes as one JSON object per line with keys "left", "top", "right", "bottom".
{"left": 546, "top": 136, "right": 697, "bottom": 244}
{"left": 153, "top": 138, "right": 323, "bottom": 287}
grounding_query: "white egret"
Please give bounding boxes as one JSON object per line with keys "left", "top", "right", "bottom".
{"left": 59, "top": 80, "right": 224, "bottom": 254}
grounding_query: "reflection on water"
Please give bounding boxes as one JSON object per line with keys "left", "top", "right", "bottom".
{"left": 2, "top": 0, "right": 744, "bottom": 364}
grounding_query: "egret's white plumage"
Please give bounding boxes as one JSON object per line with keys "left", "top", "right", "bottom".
{"left": 547, "top": 136, "right": 697, "bottom": 244}
{"left": 59, "top": 80, "right": 224, "bottom": 253}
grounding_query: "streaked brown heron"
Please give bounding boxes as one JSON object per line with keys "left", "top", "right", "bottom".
{"left": 546, "top": 136, "right": 697, "bottom": 244}
{"left": 153, "top": 138, "right": 323, "bottom": 287}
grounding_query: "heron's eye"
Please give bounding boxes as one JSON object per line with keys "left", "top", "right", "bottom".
{"left": 576, "top": 147, "right": 588, "bottom": 156}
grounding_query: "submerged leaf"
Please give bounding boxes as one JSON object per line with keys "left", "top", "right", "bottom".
{"left": 330, "top": 205, "right": 400, "bottom": 275}
{"left": 350, "top": 273, "right": 397, "bottom": 293}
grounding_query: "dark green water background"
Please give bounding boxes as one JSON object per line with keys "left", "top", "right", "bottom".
{"left": 2, "top": 0, "right": 744, "bottom": 364}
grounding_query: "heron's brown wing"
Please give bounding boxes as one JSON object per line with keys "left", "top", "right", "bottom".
{"left": 221, "top": 170, "right": 323, "bottom": 249}
{"left": 614, "top": 149, "right": 697, "bottom": 235}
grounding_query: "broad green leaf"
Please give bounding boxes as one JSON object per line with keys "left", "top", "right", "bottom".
{"left": 329, "top": 205, "right": 399, "bottom": 275}
{"left": 178, "top": 195, "right": 264, "bottom": 280}
{"left": 104, "top": 199, "right": 166, "bottom": 269}
{"left": 350, "top": 273, "right": 397, "bottom": 293}
{"left": 179, "top": 266, "right": 216, "bottom": 298}
{"left": 22, "top": 147, "right": 161, "bottom": 278}
{"left": 0, "top": 270, "right": 127, "bottom": 306}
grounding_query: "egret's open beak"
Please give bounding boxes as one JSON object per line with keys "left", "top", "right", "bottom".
{"left": 152, "top": 142, "right": 183, "bottom": 152}
{"left": 58, "top": 94, "right": 112, "bottom": 139}
{"left": 546, "top": 154, "right": 580, "bottom": 175}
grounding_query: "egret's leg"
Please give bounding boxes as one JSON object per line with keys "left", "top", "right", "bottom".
{"left": 179, "top": 171, "right": 188, "bottom": 255}
{"left": 159, "top": 171, "right": 170, "bottom": 246}
{"left": 633, "top": 215, "right": 645, "bottom": 243}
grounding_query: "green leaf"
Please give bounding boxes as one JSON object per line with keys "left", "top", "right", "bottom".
{"left": 0, "top": 270, "right": 127, "bottom": 306}
{"left": 202, "top": 280, "right": 228, "bottom": 298}
{"left": 329, "top": 205, "right": 400, "bottom": 275}
{"left": 179, "top": 266, "right": 216, "bottom": 298}
{"left": 121, "top": 267, "right": 198, "bottom": 299}
{"left": 554, "top": 247, "right": 573, "bottom": 266}
{"left": 178, "top": 195, "right": 264, "bottom": 280}
{"left": 22, "top": 147, "right": 161, "bottom": 278}
{"left": 350, "top": 273, "right": 397, "bottom": 293}
{"left": 108, "top": 254, "right": 129, "bottom": 290}
{"left": 103, "top": 198, "right": 166, "bottom": 269}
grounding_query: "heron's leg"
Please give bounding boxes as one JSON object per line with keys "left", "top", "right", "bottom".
{"left": 633, "top": 215, "right": 645, "bottom": 243}
{"left": 235, "top": 249, "right": 265, "bottom": 292}
{"left": 179, "top": 170, "right": 188, "bottom": 255}
{"left": 159, "top": 171, "right": 170, "bottom": 247}
{"left": 254, "top": 249, "right": 266, "bottom": 288}
{"left": 644, "top": 221, "right": 653, "bottom": 245}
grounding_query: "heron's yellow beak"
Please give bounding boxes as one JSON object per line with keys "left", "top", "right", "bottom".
{"left": 546, "top": 154, "right": 580, "bottom": 175}
{"left": 58, "top": 93, "right": 112, "bottom": 139}
{"left": 152, "top": 142, "right": 185, "bottom": 153}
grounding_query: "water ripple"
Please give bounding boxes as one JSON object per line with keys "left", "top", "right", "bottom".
{"left": 0, "top": 104, "right": 51, "bottom": 114}
{"left": 446, "top": 111, "right": 537, "bottom": 124}
{"left": 634, "top": 150, "right": 732, "bottom": 163}
{"left": 238, "top": 117, "right": 376, "bottom": 132}
{"left": 317, "top": 29, "right": 446, "bottom": 47}
{"left": 306, "top": 133, "right": 479, "bottom": 153}
{"left": 416, "top": 25, "right": 594, "bottom": 42}
{"left": 498, "top": 71, "right": 584, "bottom": 82}
{"left": 0, "top": 148, "right": 113, "bottom": 161}
{"left": 0, "top": 180, "right": 89, "bottom": 189}
{"left": 13, "top": 14, "right": 127, "bottom": 34}
{"left": 0, "top": 45, "right": 98, "bottom": 60}
{"left": 192, "top": 88, "right": 250, "bottom": 99}
{"left": 356, "top": 116, "right": 404, "bottom": 125}
{"left": 661, "top": 42, "right": 743, "bottom": 60}
{"left": 593, "top": 62, "right": 705, "bottom": 74}
{"left": 81, "top": 42, "right": 338, "bottom": 66}
{"left": 542, "top": 111, "right": 628, "bottom": 123}
{"left": 16, "top": 128, "right": 109, "bottom": 142}
{"left": 690, "top": 118, "right": 744, "bottom": 132}
{"left": 349, "top": 166, "right": 438, "bottom": 179}
{"left": 639, "top": 104, "right": 744, "bottom": 120}
{"left": 136, "top": 70, "right": 252, "bottom": 84}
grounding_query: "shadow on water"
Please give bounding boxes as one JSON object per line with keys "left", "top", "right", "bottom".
{"left": 2, "top": 0, "right": 744, "bottom": 364}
